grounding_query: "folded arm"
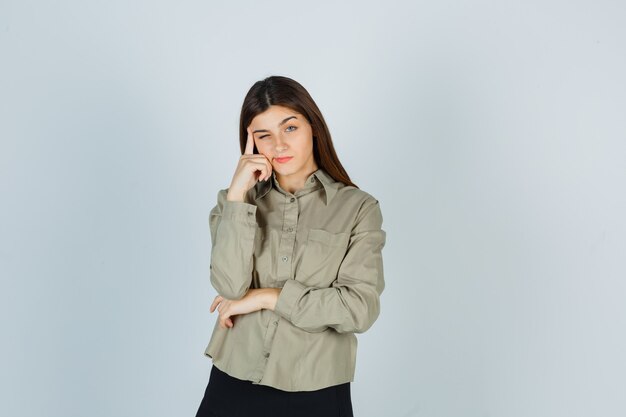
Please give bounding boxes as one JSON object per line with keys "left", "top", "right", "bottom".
{"left": 272, "top": 200, "right": 386, "bottom": 334}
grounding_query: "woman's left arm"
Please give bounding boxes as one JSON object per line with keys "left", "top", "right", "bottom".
{"left": 269, "top": 199, "right": 386, "bottom": 334}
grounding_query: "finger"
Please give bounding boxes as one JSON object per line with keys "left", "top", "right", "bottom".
{"left": 259, "top": 157, "right": 271, "bottom": 182}
{"left": 244, "top": 127, "right": 255, "bottom": 155}
{"left": 210, "top": 296, "right": 221, "bottom": 313}
{"left": 219, "top": 313, "right": 227, "bottom": 328}
{"left": 257, "top": 164, "right": 268, "bottom": 182}
{"left": 245, "top": 158, "right": 267, "bottom": 182}
{"left": 219, "top": 315, "right": 233, "bottom": 329}
{"left": 250, "top": 156, "right": 271, "bottom": 182}
{"left": 264, "top": 158, "right": 273, "bottom": 181}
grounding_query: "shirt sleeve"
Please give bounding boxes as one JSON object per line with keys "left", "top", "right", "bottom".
{"left": 273, "top": 199, "right": 386, "bottom": 334}
{"left": 208, "top": 188, "right": 258, "bottom": 300}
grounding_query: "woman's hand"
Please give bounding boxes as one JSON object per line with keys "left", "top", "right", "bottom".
{"left": 226, "top": 127, "right": 273, "bottom": 202}
{"left": 210, "top": 288, "right": 280, "bottom": 329}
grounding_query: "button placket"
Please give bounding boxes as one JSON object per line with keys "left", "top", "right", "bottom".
{"left": 261, "top": 314, "right": 280, "bottom": 366}
{"left": 278, "top": 194, "right": 298, "bottom": 278}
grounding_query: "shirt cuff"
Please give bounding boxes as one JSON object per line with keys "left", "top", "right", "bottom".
{"left": 274, "top": 279, "right": 308, "bottom": 321}
{"left": 221, "top": 200, "right": 257, "bottom": 223}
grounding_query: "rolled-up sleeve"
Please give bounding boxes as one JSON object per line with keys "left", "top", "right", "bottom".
{"left": 274, "top": 200, "right": 386, "bottom": 334}
{"left": 209, "top": 188, "right": 258, "bottom": 300}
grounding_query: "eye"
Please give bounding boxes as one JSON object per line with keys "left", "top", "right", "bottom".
{"left": 258, "top": 126, "right": 296, "bottom": 139}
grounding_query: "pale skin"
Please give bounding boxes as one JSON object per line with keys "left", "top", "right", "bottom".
{"left": 211, "top": 105, "right": 319, "bottom": 329}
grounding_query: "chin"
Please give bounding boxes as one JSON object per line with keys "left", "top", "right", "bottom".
{"left": 273, "top": 166, "right": 298, "bottom": 176}
{"left": 272, "top": 167, "right": 289, "bottom": 175}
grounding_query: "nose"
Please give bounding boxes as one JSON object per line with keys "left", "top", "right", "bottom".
{"left": 274, "top": 135, "right": 288, "bottom": 152}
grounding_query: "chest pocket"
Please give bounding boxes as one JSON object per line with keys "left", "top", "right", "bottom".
{"left": 296, "top": 228, "right": 351, "bottom": 288}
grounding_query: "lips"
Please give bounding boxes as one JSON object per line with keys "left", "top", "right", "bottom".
{"left": 274, "top": 156, "right": 293, "bottom": 163}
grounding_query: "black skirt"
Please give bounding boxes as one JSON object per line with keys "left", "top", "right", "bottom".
{"left": 195, "top": 364, "right": 354, "bottom": 417}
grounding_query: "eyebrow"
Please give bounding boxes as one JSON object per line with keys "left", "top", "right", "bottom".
{"left": 252, "top": 116, "right": 298, "bottom": 134}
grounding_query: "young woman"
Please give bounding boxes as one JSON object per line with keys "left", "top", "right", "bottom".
{"left": 195, "top": 75, "right": 386, "bottom": 417}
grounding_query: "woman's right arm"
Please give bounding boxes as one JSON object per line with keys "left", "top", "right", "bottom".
{"left": 208, "top": 188, "right": 259, "bottom": 300}
{"left": 209, "top": 127, "right": 273, "bottom": 300}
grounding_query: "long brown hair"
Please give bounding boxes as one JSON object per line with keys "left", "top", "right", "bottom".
{"left": 238, "top": 75, "right": 358, "bottom": 188}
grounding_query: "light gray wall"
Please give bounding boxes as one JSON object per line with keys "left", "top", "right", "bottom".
{"left": 1, "top": 1, "right": 625, "bottom": 416}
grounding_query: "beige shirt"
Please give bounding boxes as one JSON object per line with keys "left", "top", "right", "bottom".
{"left": 202, "top": 167, "right": 386, "bottom": 391}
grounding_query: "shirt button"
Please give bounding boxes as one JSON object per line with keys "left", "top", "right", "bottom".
{"left": 282, "top": 256, "right": 288, "bottom": 262}
{"left": 310, "top": 178, "right": 315, "bottom": 183}
{"left": 264, "top": 352, "right": 270, "bottom": 358}
{"left": 273, "top": 320, "right": 278, "bottom": 325}
{"left": 290, "top": 197, "right": 295, "bottom": 202}
{"left": 286, "top": 227, "right": 293, "bottom": 232}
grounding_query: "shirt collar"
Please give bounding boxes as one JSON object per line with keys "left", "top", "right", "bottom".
{"left": 254, "top": 167, "right": 339, "bottom": 205}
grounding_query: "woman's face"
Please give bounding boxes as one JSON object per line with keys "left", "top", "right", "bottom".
{"left": 249, "top": 104, "right": 317, "bottom": 181}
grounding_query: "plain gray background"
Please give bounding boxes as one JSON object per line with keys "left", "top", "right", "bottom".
{"left": 1, "top": 1, "right": 625, "bottom": 416}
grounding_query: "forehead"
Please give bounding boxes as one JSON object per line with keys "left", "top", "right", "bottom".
{"left": 251, "top": 105, "right": 302, "bottom": 126}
